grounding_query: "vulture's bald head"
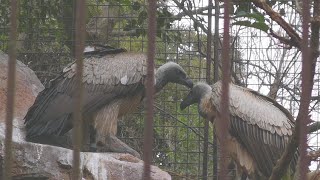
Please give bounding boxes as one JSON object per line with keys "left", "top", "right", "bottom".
{"left": 180, "top": 82, "right": 212, "bottom": 110}
{"left": 156, "top": 62, "right": 193, "bottom": 89}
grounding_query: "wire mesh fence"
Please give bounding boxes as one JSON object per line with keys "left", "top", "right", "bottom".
{"left": 0, "top": 0, "right": 319, "bottom": 179}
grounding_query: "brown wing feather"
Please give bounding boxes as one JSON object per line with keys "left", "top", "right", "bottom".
{"left": 210, "top": 81, "right": 297, "bottom": 177}
{"left": 24, "top": 52, "right": 147, "bottom": 138}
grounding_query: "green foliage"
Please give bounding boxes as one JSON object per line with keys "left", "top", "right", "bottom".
{"left": 120, "top": 1, "right": 181, "bottom": 43}
{"left": 87, "top": 0, "right": 105, "bottom": 19}
{"left": 0, "top": 0, "right": 113, "bottom": 80}
{"left": 234, "top": 11, "right": 266, "bottom": 22}
{"left": 0, "top": 34, "right": 8, "bottom": 50}
{"left": 232, "top": 11, "right": 269, "bottom": 33}
{"left": 231, "top": 0, "right": 295, "bottom": 33}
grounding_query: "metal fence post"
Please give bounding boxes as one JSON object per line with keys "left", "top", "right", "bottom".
{"left": 3, "top": 0, "right": 18, "bottom": 179}
{"left": 143, "top": 0, "right": 157, "bottom": 179}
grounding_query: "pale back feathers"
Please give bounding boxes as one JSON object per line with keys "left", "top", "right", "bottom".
{"left": 25, "top": 52, "right": 147, "bottom": 138}
{"left": 211, "top": 81, "right": 294, "bottom": 137}
{"left": 210, "top": 82, "right": 296, "bottom": 177}
{"left": 190, "top": 82, "right": 296, "bottom": 177}
{"left": 25, "top": 50, "right": 192, "bottom": 143}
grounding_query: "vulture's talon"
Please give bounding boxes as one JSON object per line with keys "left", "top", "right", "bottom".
{"left": 97, "top": 135, "right": 142, "bottom": 159}
{"left": 125, "top": 149, "right": 141, "bottom": 159}
{"left": 89, "top": 145, "right": 97, "bottom": 152}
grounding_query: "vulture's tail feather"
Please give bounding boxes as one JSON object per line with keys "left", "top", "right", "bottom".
{"left": 24, "top": 77, "right": 74, "bottom": 139}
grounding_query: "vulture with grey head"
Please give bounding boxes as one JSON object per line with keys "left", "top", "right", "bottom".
{"left": 180, "top": 81, "right": 298, "bottom": 179}
{"left": 24, "top": 46, "right": 193, "bottom": 157}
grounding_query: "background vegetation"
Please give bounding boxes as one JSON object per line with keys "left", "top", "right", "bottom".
{"left": 0, "top": 0, "right": 319, "bottom": 179}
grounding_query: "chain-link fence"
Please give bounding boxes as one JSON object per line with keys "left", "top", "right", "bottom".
{"left": 1, "top": 0, "right": 319, "bottom": 179}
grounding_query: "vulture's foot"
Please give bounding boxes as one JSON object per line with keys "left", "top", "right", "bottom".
{"left": 97, "top": 135, "right": 141, "bottom": 159}
{"left": 86, "top": 125, "right": 97, "bottom": 152}
{"left": 89, "top": 144, "right": 97, "bottom": 152}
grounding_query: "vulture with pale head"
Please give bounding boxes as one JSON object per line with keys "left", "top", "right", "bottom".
{"left": 24, "top": 47, "right": 193, "bottom": 157}
{"left": 180, "top": 81, "right": 298, "bottom": 179}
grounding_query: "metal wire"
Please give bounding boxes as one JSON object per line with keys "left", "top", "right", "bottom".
{"left": 3, "top": 0, "right": 18, "bottom": 179}
{"left": 143, "top": 0, "right": 157, "bottom": 178}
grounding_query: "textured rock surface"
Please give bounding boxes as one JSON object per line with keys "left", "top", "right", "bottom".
{"left": 0, "top": 131, "right": 171, "bottom": 180}
{"left": 0, "top": 51, "right": 44, "bottom": 121}
{"left": 0, "top": 51, "right": 171, "bottom": 180}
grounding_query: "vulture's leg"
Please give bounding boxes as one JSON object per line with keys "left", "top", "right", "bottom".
{"left": 79, "top": 116, "right": 100, "bottom": 152}
{"left": 94, "top": 132, "right": 141, "bottom": 158}
{"left": 227, "top": 160, "right": 237, "bottom": 179}
{"left": 103, "top": 135, "right": 141, "bottom": 158}
{"left": 92, "top": 103, "right": 141, "bottom": 158}
{"left": 240, "top": 173, "right": 248, "bottom": 180}
{"left": 89, "top": 125, "right": 97, "bottom": 151}
{"left": 248, "top": 171, "right": 265, "bottom": 180}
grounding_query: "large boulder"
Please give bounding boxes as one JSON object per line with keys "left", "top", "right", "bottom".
{"left": 0, "top": 51, "right": 171, "bottom": 180}
{"left": 0, "top": 51, "right": 44, "bottom": 122}
{"left": 0, "top": 136, "right": 171, "bottom": 180}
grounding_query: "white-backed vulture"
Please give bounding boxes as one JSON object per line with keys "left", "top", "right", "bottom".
{"left": 180, "top": 81, "right": 298, "bottom": 179}
{"left": 24, "top": 47, "right": 193, "bottom": 157}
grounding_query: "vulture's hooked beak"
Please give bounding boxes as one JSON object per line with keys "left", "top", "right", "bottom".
{"left": 179, "top": 77, "right": 193, "bottom": 88}
{"left": 180, "top": 92, "right": 195, "bottom": 110}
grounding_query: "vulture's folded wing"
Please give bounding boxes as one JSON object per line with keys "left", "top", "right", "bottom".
{"left": 211, "top": 81, "right": 296, "bottom": 176}
{"left": 24, "top": 52, "right": 147, "bottom": 138}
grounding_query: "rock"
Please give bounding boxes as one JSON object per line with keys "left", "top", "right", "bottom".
{"left": 0, "top": 51, "right": 171, "bottom": 180}
{"left": 0, "top": 50, "right": 44, "bottom": 122}
{"left": 0, "top": 136, "right": 171, "bottom": 180}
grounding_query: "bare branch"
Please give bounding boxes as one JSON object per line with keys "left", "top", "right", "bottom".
{"left": 269, "top": 29, "right": 294, "bottom": 49}
{"left": 175, "top": 6, "right": 213, "bottom": 19}
{"left": 268, "top": 0, "right": 320, "bottom": 179}
{"left": 111, "top": 30, "right": 138, "bottom": 37}
{"left": 252, "top": 0, "right": 302, "bottom": 49}
{"left": 307, "top": 149, "right": 320, "bottom": 161}
{"left": 171, "top": 0, "right": 209, "bottom": 34}
{"left": 309, "top": 122, "right": 320, "bottom": 134}
{"left": 268, "top": 47, "right": 287, "bottom": 99}
{"left": 311, "top": 96, "right": 320, "bottom": 101}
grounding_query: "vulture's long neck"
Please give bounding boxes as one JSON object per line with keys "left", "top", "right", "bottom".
{"left": 198, "top": 87, "right": 213, "bottom": 118}
{"left": 154, "top": 68, "right": 168, "bottom": 93}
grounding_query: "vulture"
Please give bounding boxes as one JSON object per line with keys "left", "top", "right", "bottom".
{"left": 24, "top": 46, "right": 193, "bottom": 157}
{"left": 180, "top": 81, "right": 298, "bottom": 179}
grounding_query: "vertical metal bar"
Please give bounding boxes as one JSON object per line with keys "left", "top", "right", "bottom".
{"left": 298, "top": 0, "right": 311, "bottom": 179}
{"left": 143, "top": 0, "right": 157, "bottom": 179}
{"left": 203, "top": 0, "right": 213, "bottom": 179}
{"left": 3, "top": 0, "right": 18, "bottom": 179}
{"left": 213, "top": 1, "right": 220, "bottom": 83}
{"left": 218, "top": 0, "right": 231, "bottom": 179}
{"left": 213, "top": 0, "right": 220, "bottom": 179}
{"left": 72, "top": 0, "right": 86, "bottom": 179}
